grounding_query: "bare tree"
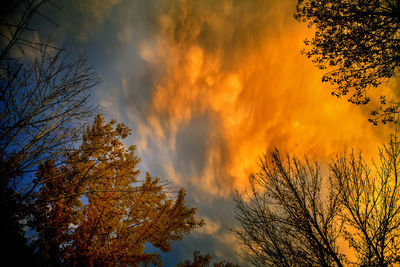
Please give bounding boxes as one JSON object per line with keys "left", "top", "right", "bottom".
{"left": 0, "top": 0, "right": 49, "bottom": 62}
{"left": 233, "top": 136, "right": 400, "bottom": 266}
{"left": 234, "top": 151, "right": 343, "bottom": 267}
{"left": 330, "top": 137, "right": 400, "bottom": 266}
{"left": 0, "top": 2, "right": 99, "bottom": 263}
{"left": 0, "top": 43, "right": 99, "bottom": 193}
{"left": 0, "top": 0, "right": 99, "bottom": 196}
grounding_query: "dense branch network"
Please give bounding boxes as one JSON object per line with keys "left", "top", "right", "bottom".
{"left": 233, "top": 137, "right": 400, "bottom": 266}
{"left": 295, "top": 0, "right": 400, "bottom": 124}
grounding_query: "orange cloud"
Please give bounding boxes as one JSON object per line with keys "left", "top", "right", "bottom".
{"left": 134, "top": 0, "right": 390, "bottom": 199}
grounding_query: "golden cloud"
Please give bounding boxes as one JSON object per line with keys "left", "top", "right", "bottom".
{"left": 135, "top": 0, "right": 390, "bottom": 198}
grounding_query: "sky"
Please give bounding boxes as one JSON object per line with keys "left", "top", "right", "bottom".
{"left": 35, "top": 0, "right": 395, "bottom": 265}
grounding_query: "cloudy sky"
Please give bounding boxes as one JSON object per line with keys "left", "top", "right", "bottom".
{"left": 36, "top": 0, "right": 394, "bottom": 265}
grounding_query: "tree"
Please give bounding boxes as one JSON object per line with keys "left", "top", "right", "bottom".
{"left": 1, "top": 0, "right": 49, "bottom": 62}
{"left": 0, "top": 0, "right": 99, "bottom": 195}
{"left": 31, "top": 115, "right": 204, "bottom": 266}
{"left": 234, "top": 151, "right": 343, "bottom": 267}
{"left": 0, "top": 0, "right": 98, "bottom": 263}
{"left": 233, "top": 136, "right": 400, "bottom": 266}
{"left": 295, "top": 0, "right": 400, "bottom": 124}
{"left": 178, "top": 251, "right": 241, "bottom": 267}
{"left": 0, "top": 182, "right": 41, "bottom": 266}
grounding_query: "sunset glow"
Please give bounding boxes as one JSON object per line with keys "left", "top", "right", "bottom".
{"left": 131, "top": 0, "right": 390, "bottom": 198}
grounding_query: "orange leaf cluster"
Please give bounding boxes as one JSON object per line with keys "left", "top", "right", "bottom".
{"left": 31, "top": 115, "right": 203, "bottom": 266}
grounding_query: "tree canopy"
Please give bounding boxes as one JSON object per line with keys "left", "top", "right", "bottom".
{"left": 31, "top": 115, "right": 203, "bottom": 266}
{"left": 295, "top": 0, "right": 400, "bottom": 124}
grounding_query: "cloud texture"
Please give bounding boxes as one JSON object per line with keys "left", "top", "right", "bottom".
{"left": 127, "top": 0, "right": 389, "bottom": 198}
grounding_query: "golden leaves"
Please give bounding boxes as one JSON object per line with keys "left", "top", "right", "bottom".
{"left": 32, "top": 115, "right": 202, "bottom": 266}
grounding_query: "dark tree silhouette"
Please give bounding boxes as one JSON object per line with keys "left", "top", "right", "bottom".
{"left": 295, "top": 0, "right": 400, "bottom": 124}
{"left": 234, "top": 152, "right": 343, "bottom": 267}
{"left": 0, "top": 0, "right": 49, "bottom": 62}
{"left": 233, "top": 137, "right": 400, "bottom": 266}
{"left": 0, "top": 0, "right": 99, "bottom": 196}
{"left": 178, "top": 251, "right": 241, "bottom": 267}
{"left": 1, "top": 186, "right": 41, "bottom": 266}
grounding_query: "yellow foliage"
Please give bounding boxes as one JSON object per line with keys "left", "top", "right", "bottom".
{"left": 32, "top": 115, "right": 203, "bottom": 266}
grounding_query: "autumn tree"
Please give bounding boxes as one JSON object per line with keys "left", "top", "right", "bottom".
{"left": 31, "top": 115, "right": 203, "bottom": 266}
{"left": 295, "top": 0, "right": 400, "bottom": 124}
{"left": 233, "top": 136, "right": 400, "bottom": 266}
